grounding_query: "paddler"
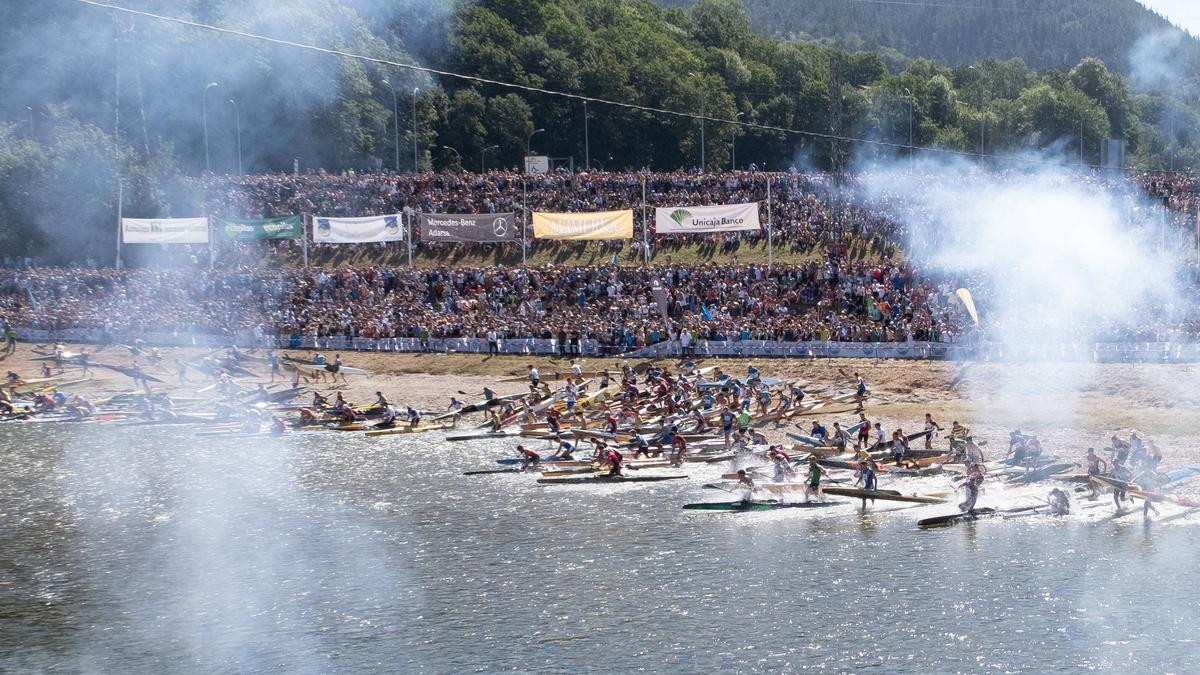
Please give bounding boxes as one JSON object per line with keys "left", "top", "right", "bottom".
{"left": 854, "top": 372, "right": 868, "bottom": 407}
{"left": 374, "top": 391, "right": 390, "bottom": 408}
{"left": 856, "top": 413, "right": 871, "bottom": 450}
{"left": 545, "top": 406, "right": 563, "bottom": 434}
{"left": 958, "top": 465, "right": 984, "bottom": 513}
{"left": 242, "top": 407, "right": 263, "bottom": 432}
{"left": 270, "top": 416, "right": 287, "bottom": 436}
{"left": 1085, "top": 447, "right": 1106, "bottom": 499}
{"left": 669, "top": 435, "right": 688, "bottom": 468}
{"left": 405, "top": 406, "right": 422, "bottom": 428}
{"left": 552, "top": 437, "right": 577, "bottom": 460}
{"left": 858, "top": 459, "right": 880, "bottom": 492}
{"left": 1047, "top": 487, "right": 1070, "bottom": 516}
{"left": 517, "top": 445, "right": 541, "bottom": 472}
{"left": 803, "top": 455, "right": 829, "bottom": 503}
{"left": 923, "top": 413, "right": 942, "bottom": 450}
{"left": 629, "top": 434, "right": 651, "bottom": 459}
{"left": 891, "top": 429, "right": 909, "bottom": 465}
{"left": 809, "top": 420, "right": 828, "bottom": 445}
{"left": 736, "top": 407, "right": 751, "bottom": 435}
{"left": 41, "top": 363, "right": 52, "bottom": 379}
{"left": 373, "top": 405, "right": 398, "bottom": 429}
{"left": 485, "top": 408, "right": 503, "bottom": 432}
{"left": 527, "top": 365, "right": 540, "bottom": 391}
{"left": 603, "top": 446, "right": 624, "bottom": 477}
{"left": 733, "top": 469, "right": 756, "bottom": 501}
{"left": 571, "top": 361, "right": 583, "bottom": 380}
{"left": 769, "top": 448, "right": 796, "bottom": 482}
{"left": 831, "top": 422, "right": 851, "bottom": 453}
{"left": 720, "top": 406, "right": 736, "bottom": 451}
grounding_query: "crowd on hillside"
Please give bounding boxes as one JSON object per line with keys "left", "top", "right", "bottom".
{"left": 186, "top": 167, "right": 1200, "bottom": 266}
{"left": 4, "top": 259, "right": 1199, "bottom": 352}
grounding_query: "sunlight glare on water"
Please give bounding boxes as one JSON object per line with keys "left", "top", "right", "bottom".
{"left": 1, "top": 425, "right": 1197, "bottom": 672}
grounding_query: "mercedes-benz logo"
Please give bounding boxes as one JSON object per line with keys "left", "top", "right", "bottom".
{"left": 493, "top": 217, "right": 509, "bottom": 238}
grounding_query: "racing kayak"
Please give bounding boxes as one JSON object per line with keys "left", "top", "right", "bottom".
{"left": 822, "top": 487, "right": 946, "bottom": 504}
{"left": 446, "top": 430, "right": 522, "bottom": 442}
{"left": 683, "top": 500, "right": 845, "bottom": 511}
{"left": 463, "top": 468, "right": 523, "bottom": 476}
{"left": 918, "top": 508, "right": 999, "bottom": 528}
{"left": 536, "top": 474, "right": 688, "bottom": 485}
{"left": 364, "top": 421, "right": 455, "bottom": 436}
{"left": 292, "top": 363, "right": 371, "bottom": 376}
{"left": 1006, "top": 462, "right": 1075, "bottom": 484}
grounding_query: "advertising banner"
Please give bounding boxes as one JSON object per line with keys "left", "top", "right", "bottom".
{"left": 654, "top": 202, "right": 760, "bottom": 234}
{"left": 121, "top": 217, "right": 209, "bottom": 244}
{"left": 418, "top": 212, "right": 517, "bottom": 242}
{"left": 313, "top": 214, "right": 405, "bottom": 243}
{"left": 532, "top": 210, "right": 633, "bottom": 240}
{"left": 216, "top": 216, "right": 303, "bottom": 240}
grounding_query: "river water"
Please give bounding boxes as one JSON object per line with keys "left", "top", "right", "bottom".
{"left": 1, "top": 425, "right": 1197, "bottom": 673}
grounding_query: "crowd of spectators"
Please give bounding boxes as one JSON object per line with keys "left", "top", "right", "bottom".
{"left": 5, "top": 168, "right": 1200, "bottom": 351}
{"left": 0, "top": 261, "right": 970, "bottom": 350}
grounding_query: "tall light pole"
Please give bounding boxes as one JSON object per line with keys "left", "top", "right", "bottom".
{"left": 228, "top": 99, "right": 243, "bottom": 175}
{"left": 688, "top": 72, "right": 705, "bottom": 171}
{"left": 441, "top": 145, "right": 462, "bottom": 169}
{"left": 412, "top": 87, "right": 419, "bottom": 172}
{"left": 903, "top": 87, "right": 914, "bottom": 165}
{"left": 732, "top": 111, "right": 744, "bottom": 170}
{"left": 583, "top": 100, "right": 590, "bottom": 170}
{"left": 382, "top": 79, "right": 399, "bottom": 172}
{"left": 481, "top": 144, "right": 498, "bottom": 173}
{"left": 202, "top": 82, "right": 218, "bottom": 173}
{"left": 526, "top": 127, "right": 545, "bottom": 157}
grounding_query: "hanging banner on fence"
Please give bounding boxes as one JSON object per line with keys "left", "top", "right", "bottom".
{"left": 654, "top": 202, "right": 761, "bottom": 234}
{"left": 216, "top": 216, "right": 303, "bottom": 240}
{"left": 532, "top": 210, "right": 633, "bottom": 240}
{"left": 313, "top": 214, "right": 405, "bottom": 243}
{"left": 418, "top": 212, "right": 517, "bottom": 242}
{"left": 121, "top": 217, "right": 210, "bottom": 244}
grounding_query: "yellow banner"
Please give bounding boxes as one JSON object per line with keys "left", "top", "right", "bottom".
{"left": 532, "top": 210, "right": 633, "bottom": 240}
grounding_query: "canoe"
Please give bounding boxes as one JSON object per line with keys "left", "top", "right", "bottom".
{"left": 822, "top": 487, "right": 946, "bottom": 504}
{"left": 683, "top": 500, "right": 845, "bottom": 511}
{"left": 536, "top": 474, "right": 688, "bottom": 485}
{"left": 462, "top": 468, "right": 523, "bottom": 476}
{"left": 365, "top": 421, "right": 454, "bottom": 437}
{"left": 918, "top": 508, "right": 999, "bottom": 528}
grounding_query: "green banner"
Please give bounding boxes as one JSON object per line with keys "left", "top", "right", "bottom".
{"left": 217, "top": 216, "right": 303, "bottom": 240}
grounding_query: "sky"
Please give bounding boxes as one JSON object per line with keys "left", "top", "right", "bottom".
{"left": 1140, "top": 0, "right": 1200, "bottom": 36}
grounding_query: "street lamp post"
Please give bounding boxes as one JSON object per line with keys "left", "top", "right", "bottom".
{"left": 526, "top": 127, "right": 545, "bottom": 157}
{"left": 441, "top": 145, "right": 462, "bottom": 169}
{"left": 481, "top": 144, "right": 499, "bottom": 173}
{"left": 382, "top": 79, "right": 399, "bottom": 172}
{"left": 732, "top": 111, "right": 744, "bottom": 170}
{"left": 228, "top": 99, "right": 243, "bottom": 175}
{"left": 583, "top": 100, "right": 590, "bottom": 169}
{"left": 202, "top": 82, "right": 218, "bottom": 173}
{"left": 412, "top": 87, "right": 419, "bottom": 172}
{"left": 903, "top": 88, "right": 914, "bottom": 165}
{"left": 688, "top": 72, "right": 705, "bottom": 170}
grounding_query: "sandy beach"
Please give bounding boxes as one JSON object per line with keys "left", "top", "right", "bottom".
{"left": 5, "top": 341, "right": 1200, "bottom": 471}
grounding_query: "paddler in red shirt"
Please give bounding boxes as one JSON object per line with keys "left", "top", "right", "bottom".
{"left": 603, "top": 447, "right": 624, "bottom": 477}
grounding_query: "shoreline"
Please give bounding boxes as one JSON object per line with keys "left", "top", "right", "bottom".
{"left": 4, "top": 341, "right": 1200, "bottom": 468}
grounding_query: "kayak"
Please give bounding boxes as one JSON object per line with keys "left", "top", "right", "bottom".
{"left": 1006, "top": 462, "right": 1075, "bottom": 484}
{"left": 293, "top": 363, "right": 371, "bottom": 376}
{"left": 918, "top": 508, "right": 999, "bottom": 528}
{"left": 822, "top": 487, "right": 946, "bottom": 504}
{"left": 365, "top": 421, "right": 454, "bottom": 437}
{"left": 462, "top": 468, "right": 523, "bottom": 476}
{"left": 446, "top": 430, "right": 522, "bottom": 442}
{"left": 683, "top": 500, "right": 845, "bottom": 511}
{"left": 536, "top": 474, "right": 688, "bottom": 485}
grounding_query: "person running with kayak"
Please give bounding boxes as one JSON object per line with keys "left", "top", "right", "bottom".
{"left": 720, "top": 406, "right": 736, "bottom": 451}
{"left": 958, "top": 465, "right": 985, "bottom": 513}
{"left": 803, "top": 456, "right": 830, "bottom": 503}
{"left": 891, "top": 429, "right": 910, "bottom": 466}
{"left": 405, "top": 406, "right": 422, "bottom": 428}
{"left": 669, "top": 435, "right": 688, "bottom": 468}
{"left": 1085, "top": 447, "right": 1106, "bottom": 500}
{"left": 923, "top": 413, "right": 942, "bottom": 450}
{"left": 855, "top": 413, "right": 871, "bottom": 450}
{"left": 857, "top": 459, "right": 880, "bottom": 492}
